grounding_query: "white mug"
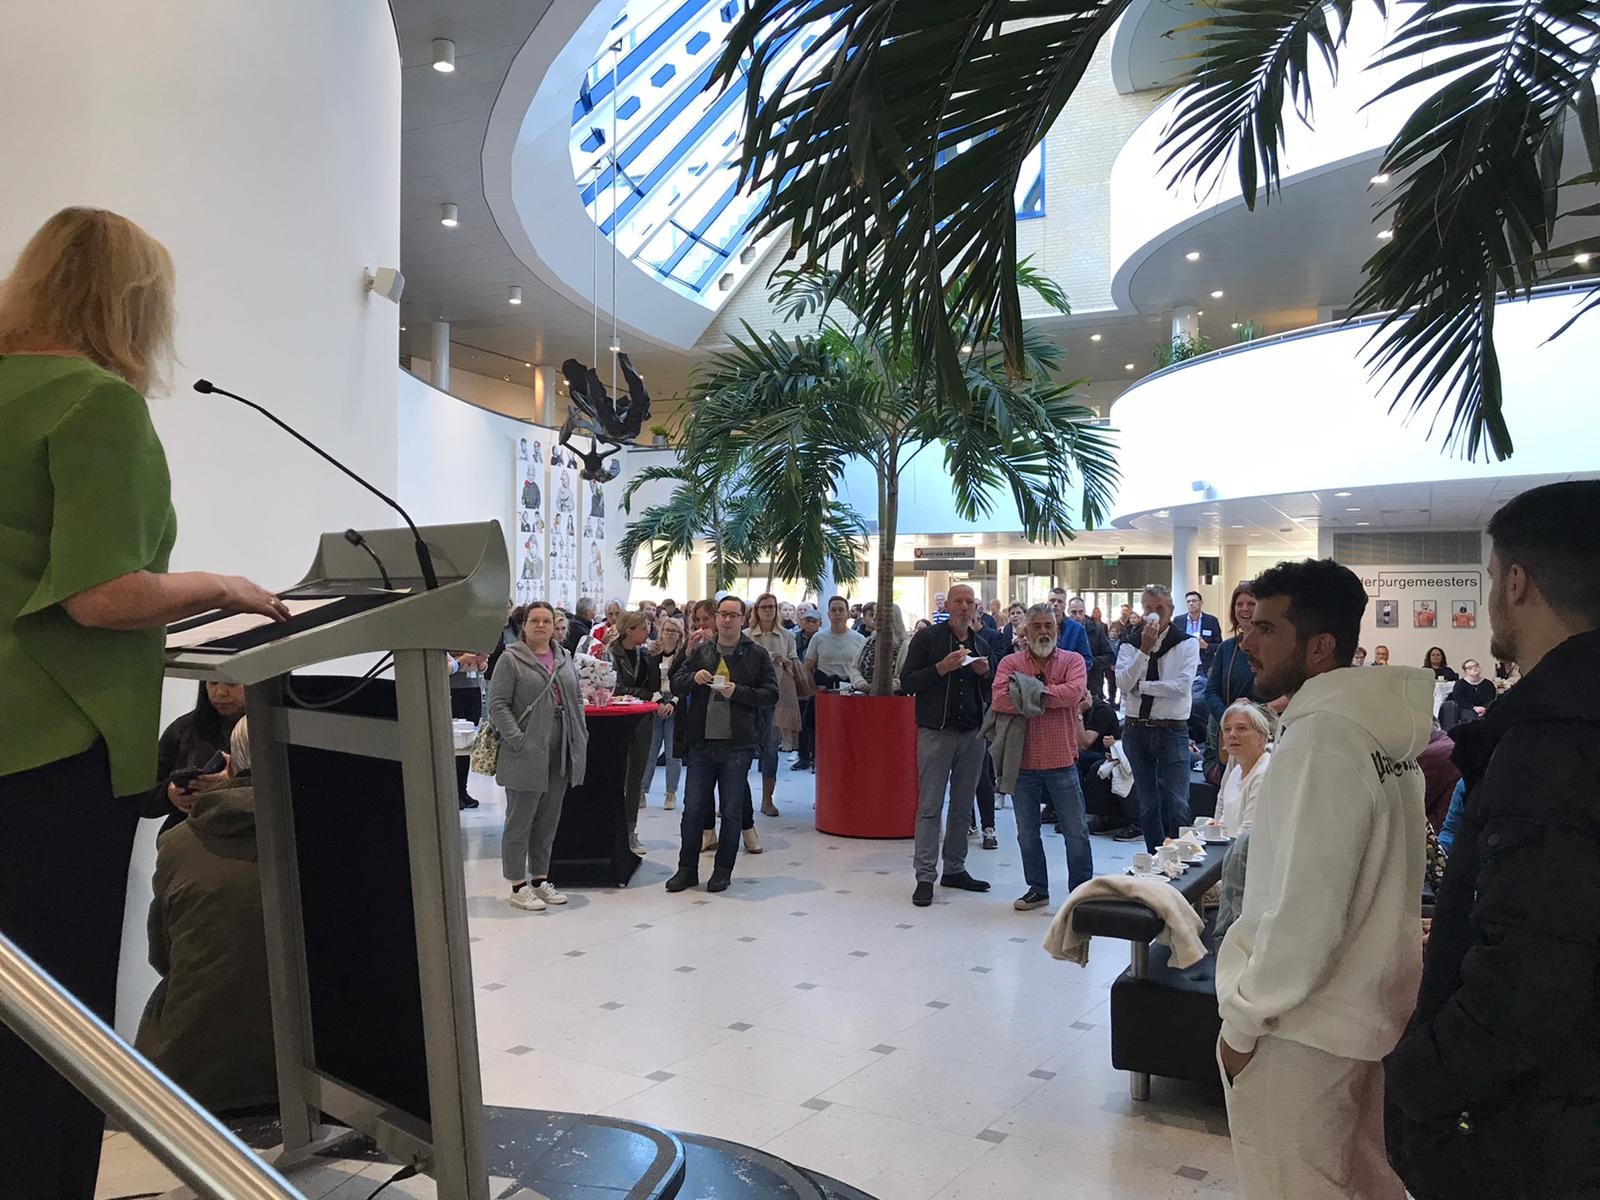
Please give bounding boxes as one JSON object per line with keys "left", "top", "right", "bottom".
{"left": 1176, "top": 838, "right": 1202, "bottom": 858}
{"left": 1132, "top": 852, "right": 1155, "bottom": 874}
{"left": 1156, "top": 844, "right": 1181, "bottom": 866}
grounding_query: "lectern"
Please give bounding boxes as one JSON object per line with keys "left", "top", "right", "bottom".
{"left": 165, "top": 521, "right": 508, "bottom": 1200}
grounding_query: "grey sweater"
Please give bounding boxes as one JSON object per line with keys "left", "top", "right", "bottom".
{"left": 487, "top": 641, "right": 589, "bottom": 792}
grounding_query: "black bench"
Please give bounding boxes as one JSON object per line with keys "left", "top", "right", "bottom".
{"left": 1069, "top": 852, "right": 1225, "bottom": 1099}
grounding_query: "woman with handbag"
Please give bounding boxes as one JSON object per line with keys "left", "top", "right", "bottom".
{"left": 485, "top": 601, "right": 588, "bottom": 912}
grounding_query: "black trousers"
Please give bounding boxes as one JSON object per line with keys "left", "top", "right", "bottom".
{"left": 0, "top": 742, "right": 140, "bottom": 1200}
{"left": 451, "top": 686, "right": 482, "bottom": 802}
{"left": 797, "top": 696, "right": 816, "bottom": 763}
{"left": 971, "top": 746, "right": 996, "bottom": 831}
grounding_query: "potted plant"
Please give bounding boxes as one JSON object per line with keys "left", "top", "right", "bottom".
{"left": 1153, "top": 331, "right": 1214, "bottom": 368}
{"left": 648, "top": 424, "right": 671, "bottom": 448}
{"left": 680, "top": 264, "right": 1117, "bottom": 833}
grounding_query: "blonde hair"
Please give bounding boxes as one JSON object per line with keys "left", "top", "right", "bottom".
{"left": 608, "top": 610, "right": 650, "bottom": 647}
{"left": 0, "top": 207, "right": 176, "bottom": 395}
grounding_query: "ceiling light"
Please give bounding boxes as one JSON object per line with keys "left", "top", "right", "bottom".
{"left": 439, "top": 202, "right": 459, "bottom": 228}
{"left": 1185, "top": 251, "right": 1201, "bottom": 262}
{"left": 1356, "top": 521, "right": 1371, "bottom": 526}
{"left": 1210, "top": 290, "right": 1224, "bottom": 299}
{"left": 400, "top": 325, "right": 407, "bottom": 332}
{"left": 432, "top": 38, "right": 456, "bottom": 72}
{"left": 960, "top": 343, "right": 973, "bottom": 354}
{"left": 609, "top": 341, "right": 621, "bottom": 352}
{"left": 1346, "top": 507, "right": 1361, "bottom": 512}
{"left": 1577, "top": 252, "right": 1594, "bottom": 265}
{"left": 1377, "top": 229, "right": 1393, "bottom": 240}
{"left": 523, "top": 361, "right": 531, "bottom": 367}
{"left": 1230, "top": 524, "right": 1245, "bottom": 529}
{"left": 1334, "top": 491, "right": 1351, "bottom": 497}
{"left": 508, "top": 285, "right": 522, "bottom": 305}
{"left": 1090, "top": 333, "right": 1102, "bottom": 342}
{"left": 1123, "top": 362, "right": 1136, "bottom": 371}
{"left": 1370, "top": 173, "right": 1390, "bottom": 185}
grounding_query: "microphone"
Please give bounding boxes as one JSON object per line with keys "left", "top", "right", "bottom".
{"left": 195, "top": 379, "right": 439, "bottom": 590}
{"left": 344, "top": 528, "right": 393, "bottom": 590}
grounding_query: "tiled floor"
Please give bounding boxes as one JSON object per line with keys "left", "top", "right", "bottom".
{"left": 98, "top": 756, "right": 1236, "bottom": 1200}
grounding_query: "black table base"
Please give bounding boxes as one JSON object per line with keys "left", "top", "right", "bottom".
{"left": 549, "top": 710, "right": 651, "bottom": 887}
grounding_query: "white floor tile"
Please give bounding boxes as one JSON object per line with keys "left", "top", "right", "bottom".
{"left": 601, "top": 1074, "right": 817, "bottom": 1147}
{"left": 817, "top": 1046, "right": 1047, "bottom": 1137}
{"left": 666, "top": 1025, "right": 881, "bottom": 1105}
{"left": 761, "top": 1103, "right": 995, "bottom": 1200}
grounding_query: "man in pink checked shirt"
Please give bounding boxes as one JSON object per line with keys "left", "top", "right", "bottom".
{"left": 991, "top": 603, "right": 1092, "bottom": 911}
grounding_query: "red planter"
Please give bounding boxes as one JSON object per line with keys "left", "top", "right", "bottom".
{"left": 814, "top": 692, "right": 919, "bottom": 838}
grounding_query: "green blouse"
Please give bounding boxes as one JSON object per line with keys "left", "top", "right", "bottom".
{"left": 0, "top": 354, "right": 177, "bottom": 795}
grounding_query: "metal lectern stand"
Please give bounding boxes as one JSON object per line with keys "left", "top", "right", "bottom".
{"left": 165, "top": 521, "right": 508, "bottom": 1200}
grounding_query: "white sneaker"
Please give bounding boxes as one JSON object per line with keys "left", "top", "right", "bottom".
{"left": 629, "top": 833, "right": 646, "bottom": 855}
{"left": 533, "top": 880, "right": 567, "bottom": 905}
{"left": 743, "top": 827, "right": 763, "bottom": 854}
{"left": 509, "top": 888, "right": 546, "bottom": 912}
{"left": 664, "top": 791, "right": 677, "bottom": 810}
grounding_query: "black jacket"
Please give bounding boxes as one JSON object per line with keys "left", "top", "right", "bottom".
{"left": 610, "top": 644, "right": 657, "bottom": 701}
{"left": 1081, "top": 618, "right": 1116, "bottom": 674}
{"left": 143, "top": 684, "right": 239, "bottom": 830}
{"left": 669, "top": 636, "right": 778, "bottom": 750}
{"left": 899, "top": 622, "right": 995, "bottom": 732}
{"left": 1384, "top": 629, "right": 1600, "bottom": 1200}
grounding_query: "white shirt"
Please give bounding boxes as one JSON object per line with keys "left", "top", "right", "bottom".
{"left": 1114, "top": 632, "right": 1199, "bottom": 722}
{"left": 1218, "top": 749, "right": 1271, "bottom": 835}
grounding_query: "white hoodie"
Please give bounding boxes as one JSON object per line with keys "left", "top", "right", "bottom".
{"left": 1216, "top": 664, "right": 1432, "bottom": 1062}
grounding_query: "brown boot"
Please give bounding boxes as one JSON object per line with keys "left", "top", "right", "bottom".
{"left": 760, "top": 778, "right": 779, "bottom": 818}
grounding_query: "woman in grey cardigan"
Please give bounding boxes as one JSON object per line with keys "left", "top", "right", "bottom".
{"left": 487, "top": 601, "right": 588, "bottom": 912}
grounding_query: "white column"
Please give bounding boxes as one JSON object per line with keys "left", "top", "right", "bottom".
{"left": 431, "top": 321, "right": 451, "bottom": 392}
{"left": 995, "top": 557, "right": 1010, "bottom": 606}
{"left": 1318, "top": 524, "right": 1337, "bottom": 561}
{"left": 1172, "top": 306, "right": 1201, "bottom": 342}
{"left": 532, "top": 365, "right": 560, "bottom": 427}
{"left": 1171, "top": 525, "right": 1198, "bottom": 600}
{"left": 1221, "top": 542, "right": 1251, "bottom": 590}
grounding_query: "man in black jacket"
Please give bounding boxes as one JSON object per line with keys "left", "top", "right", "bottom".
{"left": 1067, "top": 596, "right": 1116, "bottom": 701}
{"left": 899, "top": 583, "right": 993, "bottom": 906}
{"left": 1384, "top": 480, "right": 1600, "bottom": 1200}
{"left": 665, "top": 595, "right": 779, "bottom": 894}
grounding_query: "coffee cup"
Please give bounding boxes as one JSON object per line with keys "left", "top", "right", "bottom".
{"left": 1176, "top": 837, "right": 1203, "bottom": 858}
{"left": 1178, "top": 826, "right": 1196, "bottom": 841}
{"left": 1132, "top": 852, "right": 1155, "bottom": 874}
{"left": 1156, "top": 844, "right": 1181, "bottom": 867}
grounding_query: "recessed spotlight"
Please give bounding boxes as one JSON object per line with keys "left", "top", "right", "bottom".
{"left": 960, "top": 343, "right": 973, "bottom": 353}
{"left": 432, "top": 38, "right": 456, "bottom": 72}
{"left": 1377, "top": 229, "right": 1393, "bottom": 240}
{"left": 1357, "top": 521, "right": 1371, "bottom": 526}
{"left": 1185, "top": 251, "right": 1201, "bottom": 262}
{"left": 440, "top": 202, "right": 459, "bottom": 228}
{"left": 523, "top": 361, "right": 531, "bottom": 368}
{"left": 1334, "top": 491, "right": 1351, "bottom": 497}
{"left": 1229, "top": 322, "right": 1240, "bottom": 330}
{"left": 1124, "top": 363, "right": 1136, "bottom": 371}
{"left": 1577, "top": 252, "right": 1593, "bottom": 265}
{"left": 1210, "top": 290, "right": 1224, "bottom": 299}
{"left": 1090, "top": 333, "right": 1102, "bottom": 342}
{"left": 508, "top": 285, "right": 522, "bottom": 305}
{"left": 502, "top": 375, "right": 510, "bottom": 382}
{"left": 400, "top": 325, "right": 407, "bottom": 332}
{"left": 1370, "top": 173, "right": 1390, "bottom": 185}
{"left": 1346, "top": 507, "right": 1361, "bottom": 512}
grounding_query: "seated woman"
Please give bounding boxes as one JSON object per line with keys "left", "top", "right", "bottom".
{"left": 147, "top": 680, "right": 246, "bottom": 831}
{"left": 1447, "top": 657, "right": 1496, "bottom": 722}
{"left": 1423, "top": 646, "right": 1458, "bottom": 681}
{"left": 136, "top": 719, "right": 275, "bottom": 1115}
{"left": 1216, "top": 700, "right": 1275, "bottom": 837}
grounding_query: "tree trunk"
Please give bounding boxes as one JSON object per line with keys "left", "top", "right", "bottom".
{"left": 872, "top": 464, "right": 900, "bottom": 696}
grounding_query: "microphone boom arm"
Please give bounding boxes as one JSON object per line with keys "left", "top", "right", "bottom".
{"left": 195, "top": 379, "right": 439, "bottom": 590}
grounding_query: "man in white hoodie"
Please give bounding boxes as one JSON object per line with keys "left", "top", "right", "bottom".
{"left": 1215, "top": 558, "right": 1433, "bottom": 1199}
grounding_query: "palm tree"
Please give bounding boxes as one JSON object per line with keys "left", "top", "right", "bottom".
{"left": 681, "top": 265, "right": 1118, "bottom": 695}
{"left": 714, "top": 0, "right": 1600, "bottom": 462}
{"left": 617, "top": 457, "right": 866, "bottom": 592}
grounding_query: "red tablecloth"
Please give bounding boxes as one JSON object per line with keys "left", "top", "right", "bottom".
{"left": 583, "top": 701, "right": 655, "bottom": 717}
{"left": 815, "top": 692, "right": 919, "bottom": 838}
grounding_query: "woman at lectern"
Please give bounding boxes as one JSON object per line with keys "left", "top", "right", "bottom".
{"left": 0, "top": 207, "right": 286, "bottom": 1200}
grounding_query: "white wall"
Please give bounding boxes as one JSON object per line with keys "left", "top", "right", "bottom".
{"left": 0, "top": 0, "right": 402, "bottom": 1035}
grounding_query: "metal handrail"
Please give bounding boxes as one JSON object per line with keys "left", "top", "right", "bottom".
{"left": 0, "top": 929, "right": 305, "bottom": 1200}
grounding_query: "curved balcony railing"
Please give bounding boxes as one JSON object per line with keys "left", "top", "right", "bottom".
{"left": 1107, "top": 284, "right": 1600, "bottom": 521}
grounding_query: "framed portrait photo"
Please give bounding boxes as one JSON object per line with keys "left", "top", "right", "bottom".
{"left": 1413, "top": 600, "right": 1438, "bottom": 629}
{"left": 1452, "top": 599, "right": 1476, "bottom": 629}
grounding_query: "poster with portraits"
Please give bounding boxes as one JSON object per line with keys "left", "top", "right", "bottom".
{"left": 513, "top": 435, "right": 547, "bottom": 608}
{"left": 547, "top": 439, "right": 581, "bottom": 615}
{"left": 581, "top": 476, "right": 609, "bottom": 604}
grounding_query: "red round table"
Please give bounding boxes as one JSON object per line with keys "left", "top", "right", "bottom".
{"left": 814, "top": 692, "right": 919, "bottom": 838}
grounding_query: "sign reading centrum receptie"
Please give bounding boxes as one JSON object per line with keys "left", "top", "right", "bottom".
{"left": 912, "top": 546, "right": 978, "bottom": 572}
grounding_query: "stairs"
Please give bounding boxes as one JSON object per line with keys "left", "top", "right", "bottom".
{"left": 482, "top": 1107, "right": 880, "bottom": 1200}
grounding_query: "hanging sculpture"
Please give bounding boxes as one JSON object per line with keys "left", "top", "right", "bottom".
{"left": 556, "top": 351, "right": 652, "bottom": 482}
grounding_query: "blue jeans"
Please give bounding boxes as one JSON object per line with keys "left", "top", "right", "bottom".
{"left": 756, "top": 705, "right": 780, "bottom": 780}
{"left": 1122, "top": 723, "right": 1192, "bottom": 852}
{"left": 680, "top": 743, "right": 755, "bottom": 875}
{"left": 1012, "top": 767, "right": 1094, "bottom": 895}
{"left": 642, "top": 712, "right": 681, "bottom": 796}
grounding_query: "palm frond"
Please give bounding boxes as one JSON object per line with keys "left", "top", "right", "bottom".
{"left": 713, "top": 0, "right": 1128, "bottom": 407}
{"left": 1160, "top": 0, "right": 1368, "bottom": 208}
{"left": 1351, "top": 0, "right": 1600, "bottom": 460}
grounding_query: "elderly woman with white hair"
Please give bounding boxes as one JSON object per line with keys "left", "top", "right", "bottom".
{"left": 1216, "top": 699, "right": 1275, "bottom": 836}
